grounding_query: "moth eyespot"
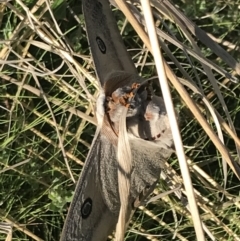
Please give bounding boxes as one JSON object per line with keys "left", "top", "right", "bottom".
{"left": 96, "top": 36, "right": 106, "bottom": 54}
{"left": 81, "top": 198, "right": 92, "bottom": 219}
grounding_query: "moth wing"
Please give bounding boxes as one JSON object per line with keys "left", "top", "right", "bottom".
{"left": 82, "top": 0, "right": 137, "bottom": 85}
{"left": 60, "top": 133, "right": 117, "bottom": 241}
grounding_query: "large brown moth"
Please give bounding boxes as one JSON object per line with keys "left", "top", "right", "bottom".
{"left": 60, "top": 0, "right": 175, "bottom": 240}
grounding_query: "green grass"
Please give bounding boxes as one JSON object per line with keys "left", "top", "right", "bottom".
{"left": 0, "top": 0, "right": 240, "bottom": 240}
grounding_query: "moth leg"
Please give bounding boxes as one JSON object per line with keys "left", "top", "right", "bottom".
{"left": 133, "top": 180, "right": 158, "bottom": 208}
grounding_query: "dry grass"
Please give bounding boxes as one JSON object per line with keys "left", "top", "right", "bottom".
{"left": 0, "top": 0, "right": 240, "bottom": 240}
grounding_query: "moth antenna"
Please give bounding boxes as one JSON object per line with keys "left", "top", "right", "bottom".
{"left": 96, "top": 90, "right": 106, "bottom": 129}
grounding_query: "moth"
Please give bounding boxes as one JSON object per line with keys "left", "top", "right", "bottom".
{"left": 60, "top": 0, "right": 175, "bottom": 240}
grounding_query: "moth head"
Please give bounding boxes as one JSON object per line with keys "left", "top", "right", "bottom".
{"left": 106, "top": 83, "right": 143, "bottom": 122}
{"left": 144, "top": 95, "right": 167, "bottom": 122}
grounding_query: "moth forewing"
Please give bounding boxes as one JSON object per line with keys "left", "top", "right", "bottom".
{"left": 82, "top": 0, "right": 137, "bottom": 86}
